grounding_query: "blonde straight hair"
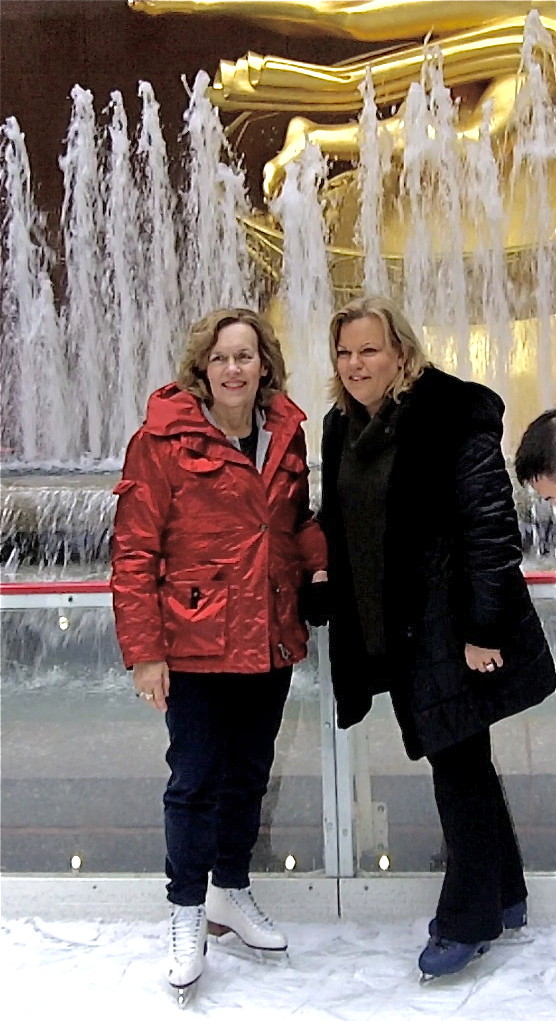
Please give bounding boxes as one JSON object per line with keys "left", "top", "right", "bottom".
{"left": 329, "top": 296, "right": 430, "bottom": 412}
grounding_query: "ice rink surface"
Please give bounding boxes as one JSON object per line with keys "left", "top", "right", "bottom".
{"left": 3, "top": 916, "right": 555, "bottom": 1021}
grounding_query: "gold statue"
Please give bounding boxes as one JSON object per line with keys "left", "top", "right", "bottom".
{"left": 130, "top": 1, "right": 556, "bottom": 443}
{"left": 129, "top": 2, "right": 556, "bottom": 202}
{"left": 129, "top": 2, "right": 556, "bottom": 42}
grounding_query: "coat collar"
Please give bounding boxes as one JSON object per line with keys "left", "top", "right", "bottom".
{"left": 141, "top": 384, "right": 306, "bottom": 479}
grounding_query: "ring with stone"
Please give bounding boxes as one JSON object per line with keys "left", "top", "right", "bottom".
{"left": 138, "top": 691, "right": 154, "bottom": 700}
{"left": 485, "top": 662, "right": 496, "bottom": 672}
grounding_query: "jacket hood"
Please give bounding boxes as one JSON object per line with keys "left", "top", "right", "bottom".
{"left": 404, "top": 366, "right": 505, "bottom": 441}
{"left": 142, "top": 383, "right": 306, "bottom": 438}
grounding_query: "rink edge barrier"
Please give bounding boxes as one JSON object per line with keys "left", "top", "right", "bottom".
{"left": 2, "top": 874, "right": 555, "bottom": 924}
{"left": 1, "top": 572, "right": 555, "bottom": 608}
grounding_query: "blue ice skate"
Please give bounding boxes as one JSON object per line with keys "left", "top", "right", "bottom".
{"left": 500, "top": 900, "right": 527, "bottom": 929}
{"left": 418, "top": 936, "right": 490, "bottom": 978}
{"left": 428, "top": 900, "right": 527, "bottom": 940}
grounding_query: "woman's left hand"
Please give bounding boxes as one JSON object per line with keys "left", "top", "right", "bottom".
{"left": 465, "top": 644, "right": 503, "bottom": 673}
{"left": 299, "top": 572, "right": 329, "bottom": 626}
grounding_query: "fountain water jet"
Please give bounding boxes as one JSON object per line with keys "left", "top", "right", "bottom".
{"left": 1, "top": 119, "right": 64, "bottom": 463}
{"left": 181, "top": 71, "right": 253, "bottom": 322}
{"left": 270, "top": 143, "right": 333, "bottom": 459}
{"left": 0, "top": 17, "right": 555, "bottom": 564}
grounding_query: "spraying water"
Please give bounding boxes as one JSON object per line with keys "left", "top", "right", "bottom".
{"left": 357, "top": 68, "right": 391, "bottom": 297}
{"left": 464, "top": 104, "right": 512, "bottom": 403}
{"left": 0, "top": 20, "right": 554, "bottom": 557}
{"left": 181, "top": 70, "right": 253, "bottom": 323}
{"left": 271, "top": 143, "right": 333, "bottom": 461}
{"left": 511, "top": 9, "right": 556, "bottom": 413}
{"left": 136, "top": 80, "right": 182, "bottom": 397}
{"left": 59, "top": 86, "right": 107, "bottom": 460}
{"left": 1, "top": 77, "right": 255, "bottom": 469}
{"left": 103, "top": 90, "right": 143, "bottom": 451}
{"left": 0, "top": 119, "right": 64, "bottom": 462}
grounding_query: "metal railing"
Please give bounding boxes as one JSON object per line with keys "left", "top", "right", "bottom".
{"left": 1, "top": 572, "right": 554, "bottom": 608}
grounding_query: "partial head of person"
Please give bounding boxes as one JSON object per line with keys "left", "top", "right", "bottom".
{"left": 329, "top": 295, "right": 429, "bottom": 415}
{"left": 515, "top": 409, "right": 556, "bottom": 505}
{"left": 177, "top": 307, "right": 287, "bottom": 413}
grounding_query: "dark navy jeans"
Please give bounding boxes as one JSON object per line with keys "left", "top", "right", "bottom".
{"left": 164, "top": 666, "right": 292, "bottom": 906}
{"left": 429, "top": 729, "right": 528, "bottom": 943}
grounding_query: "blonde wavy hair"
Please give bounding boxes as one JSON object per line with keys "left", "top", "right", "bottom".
{"left": 177, "top": 307, "right": 287, "bottom": 408}
{"left": 329, "top": 296, "right": 430, "bottom": 412}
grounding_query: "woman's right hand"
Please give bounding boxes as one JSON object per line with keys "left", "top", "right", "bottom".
{"left": 133, "top": 661, "right": 170, "bottom": 712}
{"left": 464, "top": 644, "right": 503, "bottom": 674}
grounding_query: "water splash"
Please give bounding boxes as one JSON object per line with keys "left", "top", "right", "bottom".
{"left": 511, "top": 9, "right": 556, "bottom": 411}
{"left": 1, "top": 483, "right": 116, "bottom": 568}
{"left": 103, "top": 90, "right": 143, "bottom": 451}
{"left": 271, "top": 142, "right": 333, "bottom": 461}
{"left": 59, "top": 86, "right": 107, "bottom": 460}
{"left": 181, "top": 70, "right": 253, "bottom": 322}
{"left": 400, "top": 49, "right": 469, "bottom": 374}
{"left": 0, "top": 119, "right": 64, "bottom": 461}
{"left": 398, "top": 81, "right": 435, "bottom": 343}
{"left": 464, "top": 104, "right": 512, "bottom": 401}
{"left": 357, "top": 68, "right": 391, "bottom": 296}
{"left": 0, "top": 24, "right": 554, "bottom": 557}
{"left": 136, "top": 80, "right": 182, "bottom": 396}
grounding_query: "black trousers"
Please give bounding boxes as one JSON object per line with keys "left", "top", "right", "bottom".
{"left": 164, "top": 666, "right": 292, "bottom": 906}
{"left": 428, "top": 729, "right": 528, "bottom": 943}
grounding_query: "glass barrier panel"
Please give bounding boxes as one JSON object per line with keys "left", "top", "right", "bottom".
{"left": 1, "top": 608, "right": 325, "bottom": 876}
{"left": 347, "top": 597, "right": 556, "bottom": 875}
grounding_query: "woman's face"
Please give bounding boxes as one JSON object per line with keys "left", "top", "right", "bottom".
{"left": 336, "top": 315, "right": 403, "bottom": 414}
{"left": 205, "top": 322, "right": 264, "bottom": 417}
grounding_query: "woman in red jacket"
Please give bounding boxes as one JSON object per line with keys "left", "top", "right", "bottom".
{"left": 111, "top": 307, "right": 327, "bottom": 1000}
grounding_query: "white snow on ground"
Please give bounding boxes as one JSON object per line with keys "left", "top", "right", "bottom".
{"left": 3, "top": 917, "right": 555, "bottom": 1021}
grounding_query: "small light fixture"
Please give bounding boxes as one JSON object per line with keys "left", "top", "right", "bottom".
{"left": 284, "top": 854, "right": 296, "bottom": 871}
{"left": 70, "top": 854, "right": 82, "bottom": 873}
{"left": 58, "top": 614, "right": 70, "bottom": 631}
{"left": 378, "top": 854, "right": 391, "bottom": 872}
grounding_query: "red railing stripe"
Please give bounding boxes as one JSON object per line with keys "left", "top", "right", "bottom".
{"left": 0, "top": 573, "right": 554, "bottom": 595}
{"left": 0, "top": 581, "right": 110, "bottom": 594}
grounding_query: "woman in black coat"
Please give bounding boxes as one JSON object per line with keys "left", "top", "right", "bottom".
{"left": 319, "top": 295, "right": 556, "bottom": 978}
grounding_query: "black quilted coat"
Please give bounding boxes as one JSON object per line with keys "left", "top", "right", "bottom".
{"left": 320, "top": 366, "right": 556, "bottom": 760}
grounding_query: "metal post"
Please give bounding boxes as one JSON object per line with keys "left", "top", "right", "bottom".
{"left": 318, "top": 626, "right": 354, "bottom": 878}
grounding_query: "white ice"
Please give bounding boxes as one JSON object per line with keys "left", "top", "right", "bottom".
{"left": 3, "top": 916, "right": 555, "bottom": 1021}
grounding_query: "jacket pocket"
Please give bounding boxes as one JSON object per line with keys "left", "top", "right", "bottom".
{"left": 159, "top": 578, "right": 228, "bottom": 657}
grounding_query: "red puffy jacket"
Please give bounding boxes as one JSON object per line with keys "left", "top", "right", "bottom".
{"left": 111, "top": 385, "right": 327, "bottom": 673}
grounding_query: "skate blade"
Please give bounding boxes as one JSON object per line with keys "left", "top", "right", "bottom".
{"left": 208, "top": 931, "right": 289, "bottom": 966}
{"left": 170, "top": 981, "right": 199, "bottom": 1009}
{"left": 499, "top": 928, "right": 534, "bottom": 945}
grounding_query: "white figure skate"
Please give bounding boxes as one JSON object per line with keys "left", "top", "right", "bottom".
{"left": 168, "top": 904, "right": 207, "bottom": 1007}
{"left": 206, "top": 884, "right": 288, "bottom": 960}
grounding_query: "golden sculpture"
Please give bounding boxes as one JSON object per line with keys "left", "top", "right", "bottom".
{"left": 129, "top": 2, "right": 556, "bottom": 42}
{"left": 130, "top": 1, "right": 556, "bottom": 444}
{"left": 130, "top": 2, "right": 556, "bottom": 202}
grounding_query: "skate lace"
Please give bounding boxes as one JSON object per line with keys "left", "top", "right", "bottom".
{"left": 231, "top": 889, "right": 274, "bottom": 930}
{"left": 171, "top": 906, "right": 204, "bottom": 959}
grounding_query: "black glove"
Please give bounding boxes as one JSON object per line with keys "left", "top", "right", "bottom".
{"left": 299, "top": 580, "right": 330, "bottom": 627}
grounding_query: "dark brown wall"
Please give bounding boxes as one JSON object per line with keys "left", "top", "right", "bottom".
{"left": 1, "top": 0, "right": 360, "bottom": 213}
